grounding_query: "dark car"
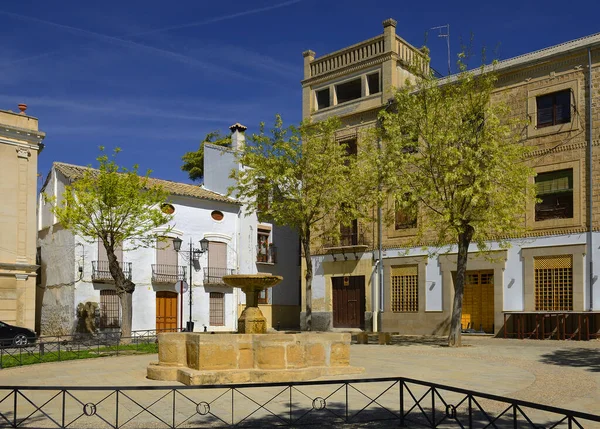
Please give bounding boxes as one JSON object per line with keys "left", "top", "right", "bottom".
{"left": 0, "top": 321, "right": 37, "bottom": 347}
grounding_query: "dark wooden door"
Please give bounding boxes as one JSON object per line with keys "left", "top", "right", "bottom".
{"left": 156, "top": 291, "right": 178, "bottom": 332}
{"left": 332, "top": 276, "right": 365, "bottom": 329}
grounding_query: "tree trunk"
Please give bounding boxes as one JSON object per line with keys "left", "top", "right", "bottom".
{"left": 303, "top": 231, "right": 312, "bottom": 331}
{"left": 448, "top": 225, "right": 474, "bottom": 347}
{"left": 104, "top": 239, "right": 136, "bottom": 341}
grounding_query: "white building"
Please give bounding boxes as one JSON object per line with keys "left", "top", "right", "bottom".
{"left": 37, "top": 124, "right": 300, "bottom": 335}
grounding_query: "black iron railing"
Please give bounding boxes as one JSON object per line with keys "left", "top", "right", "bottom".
{"left": 324, "top": 232, "right": 367, "bottom": 248}
{"left": 203, "top": 267, "right": 236, "bottom": 285}
{"left": 0, "top": 333, "right": 164, "bottom": 369}
{"left": 256, "top": 245, "right": 277, "bottom": 264}
{"left": 151, "top": 264, "right": 186, "bottom": 284}
{"left": 91, "top": 261, "right": 132, "bottom": 282}
{"left": 0, "top": 377, "right": 597, "bottom": 428}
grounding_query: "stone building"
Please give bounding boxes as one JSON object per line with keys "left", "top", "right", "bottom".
{"left": 37, "top": 124, "right": 300, "bottom": 335}
{"left": 0, "top": 104, "right": 45, "bottom": 331}
{"left": 301, "top": 19, "right": 600, "bottom": 337}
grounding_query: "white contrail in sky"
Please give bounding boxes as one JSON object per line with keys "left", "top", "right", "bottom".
{"left": 130, "top": 0, "right": 303, "bottom": 37}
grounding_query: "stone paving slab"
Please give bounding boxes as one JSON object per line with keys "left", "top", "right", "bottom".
{"left": 0, "top": 336, "right": 598, "bottom": 427}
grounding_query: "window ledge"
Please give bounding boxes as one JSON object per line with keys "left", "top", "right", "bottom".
{"left": 256, "top": 261, "right": 275, "bottom": 265}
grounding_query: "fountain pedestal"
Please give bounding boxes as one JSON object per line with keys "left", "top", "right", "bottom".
{"left": 224, "top": 274, "right": 282, "bottom": 334}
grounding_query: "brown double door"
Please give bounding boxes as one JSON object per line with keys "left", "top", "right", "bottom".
{"left": 332, "top": 276, "right": 365, "bottom": 329}
{"left": 156, "top": 291, "right": 178, "bottom": 332}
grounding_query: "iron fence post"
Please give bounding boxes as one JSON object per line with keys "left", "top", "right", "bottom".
{"left": 172, "top": 388, "right": 176, "bottom": 428}
{"left": 289, "top": 385, "right": 292, "bottom": 424}
{"left": 61, "top": 390, "right": 66, "bottom": 428}
{"left": 432, "top": 387, "right": 436, "bottom": 428}
{"left": 345, "top": 382, "right": 349, "bottom": 423}
{"left": 513, "top": 403, "right": 517, "bottom": 427}
{"left": 231, "top": 388, "right": 235, "bottom": 426}
{"left": 400, "top": 379, "right": 405, "bottom": 427}
{"left": 13, "top": 388, "right": 17, "bottom": 428}
{"left": 116, "top": 389, "right": 119, "bottom": 429}
{"left": 468, "top": 395, "right": 472, "bottom": 428}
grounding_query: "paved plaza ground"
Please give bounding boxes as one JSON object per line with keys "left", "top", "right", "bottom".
{"left": 0, "top": 335, "right": 598, "bottom": 427}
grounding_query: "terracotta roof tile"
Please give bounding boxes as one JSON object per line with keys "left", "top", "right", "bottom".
{"left": 52, "top": 162, "right": 239, "bottom": 205}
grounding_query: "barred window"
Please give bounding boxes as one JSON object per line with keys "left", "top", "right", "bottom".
{"left": 391, "top": 265, "right": 418, "bottom": 312}
{"left": 534, "top": 255, "right": 573, "bottom": 311}
{"left": 100, "top": 290, "right": 120, "bottom": 328}
{"left": 209, "top": 292, "right": 225, "bottom": 326}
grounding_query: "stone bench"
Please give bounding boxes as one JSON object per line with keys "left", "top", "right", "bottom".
{"left": 356, "top": 332, "right": 393, "bottom": 345}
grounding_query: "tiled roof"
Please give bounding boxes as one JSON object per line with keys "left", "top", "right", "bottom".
{"left": 440, "top": 31, "right": 600, "bottom": 83}
{"left": 52, "top": 162, "right": 239, "bottom": 205}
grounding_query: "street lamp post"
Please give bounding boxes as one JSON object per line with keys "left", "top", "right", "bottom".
{"left": 172, "top": 237, "right": 209, "bottom": 332}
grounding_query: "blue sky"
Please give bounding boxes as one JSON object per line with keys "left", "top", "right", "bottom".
{"left": 1, "top": 0, "right": 598, "bottom": 186}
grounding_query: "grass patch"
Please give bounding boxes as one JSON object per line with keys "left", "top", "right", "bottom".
{"left": 0, "top": 341, "right": 158, "bottom": 368}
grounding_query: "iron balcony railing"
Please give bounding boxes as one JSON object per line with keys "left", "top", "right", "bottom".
{"left": 0, "top": 376, "right": 598, "bottom": 427}
{"left": 256, "top": 244, "right": 277, "bottom": 264}
{"left": 151, "top": 264, "right": 187, "bottom": 284}
{"left": 324, "top": 231, "right": 368, "bottom": 249}
{"left": 203, "top": 267, "right": 236, "bottom": 285}
{"left": 91, "top": 261, "right": 132, "bottom": 282}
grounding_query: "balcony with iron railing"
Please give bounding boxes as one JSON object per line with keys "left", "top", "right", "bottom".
{"left": 256, "top": 244, "right": 277, "bottom": 264}
{"left": 92, "top": 261, "right": 132, "bottom": 283}
{"left": 203, "top": 267, "right": 236, "bottom": 285}
{"left": 151, "top": 264, "right": 187, "bottom": 284}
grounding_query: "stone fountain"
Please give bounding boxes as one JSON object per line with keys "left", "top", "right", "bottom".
{"left": 147, "top": 274, "right": 363, "bottom": 385}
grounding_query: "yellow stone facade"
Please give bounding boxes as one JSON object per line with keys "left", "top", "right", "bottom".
{"left": 301, "top": 19, "right": 600, "bottom": 334}
{"left": 0, "top": 106, "right": 45, "bottom": 331}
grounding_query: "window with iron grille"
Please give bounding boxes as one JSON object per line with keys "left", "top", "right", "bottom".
{"left": 391, "top": 265, "right": 418, "bottom": 312}
{"left": 535, "top": 169, "right": 573, "bottom": 221}
{"left": 209, "top": 292, "right": 225, "bottom": 326}
{"left": 100, "top": 290, "right": 120, "bottom": 328}
{"left": 536, "top": 90, "right": 571, "bottom": 128}
{"left": 534, "top": 255, "right": 573, "bottom": 311}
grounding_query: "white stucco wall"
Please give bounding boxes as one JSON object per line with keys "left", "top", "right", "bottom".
{"left": 310, "top": 231, "right": 600, "bottom": 319}
{"left": 203, "top": 144, "right": 238, "bottom": 197}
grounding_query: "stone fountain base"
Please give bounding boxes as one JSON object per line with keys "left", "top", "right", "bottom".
{"left": 147, "top": 332, "right": 363, "bottom": 385}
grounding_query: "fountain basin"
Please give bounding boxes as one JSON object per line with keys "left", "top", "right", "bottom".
{"left": 147, "top": 332, "right": 363, "bottom": 385}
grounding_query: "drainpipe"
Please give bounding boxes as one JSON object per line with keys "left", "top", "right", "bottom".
{"left": 377, "top": 138, "right": 384, "bottom": 329}
{"left": 588, "top": 47, "right": 594, "bottom": 311}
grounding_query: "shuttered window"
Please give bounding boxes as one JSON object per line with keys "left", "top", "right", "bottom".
{"left": 536, "top": 90, "right": 571, "bottom": 128}
{"left": 209, "top": 292, "right": 225, "bottom": 326}
{"left": 535, "top": 169, "right": 573, "bottom": 221}
{"left": 534, "top": 255, "right": 573, "bottom": 311}
{"left": 100, "top": 290, "right": 120, "bottom": 328}
{"left": 391, "top": 265, "right": 418, "bottom": 312}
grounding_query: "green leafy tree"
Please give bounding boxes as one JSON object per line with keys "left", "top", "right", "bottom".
{"left": 373, "top": 55, "right": 536, "bottom": 347}
{"left": 47, "top": 148, "right": 173, "bottom": 338}
{"left": 229, "top": 115, "right": 359, "bottom": 331}
{"left": 182, "top": 131, "right": 231, "bottom": 181}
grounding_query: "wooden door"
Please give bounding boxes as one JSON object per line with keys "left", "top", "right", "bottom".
{"left": 332, "top": 276, "right": 365, "bottom": 329}
{"left": 156, "top": 291, "right": 178, "bottom": 332}
{"left": 461, "top": 270, "right": 494, "bottom": 333}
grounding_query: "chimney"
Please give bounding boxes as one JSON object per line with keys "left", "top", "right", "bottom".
{"left": 229, "top": 123, "right": 247, "bottom": 150}
{"left": 18, "top": 103, "right": 27, "bottom": 115}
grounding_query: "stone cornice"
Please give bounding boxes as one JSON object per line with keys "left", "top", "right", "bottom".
{"left": 526, "top": 139, "right": 600, "bottom": 159}
{"left": 0, "top": 124, "right": 45, "bottom": 146}
{"left": 0, "top": 262, "right": 39, "bottom": 272}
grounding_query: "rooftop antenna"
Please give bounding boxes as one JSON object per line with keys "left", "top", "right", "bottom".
{"left": 430, "top": 24, "right": 451, "bottom": 75}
